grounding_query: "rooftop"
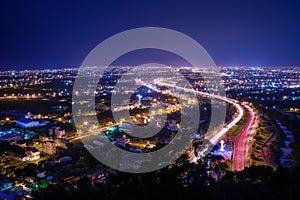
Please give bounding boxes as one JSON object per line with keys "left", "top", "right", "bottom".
{"left": 16, "top": 118, "right": 35, "bottom": 124}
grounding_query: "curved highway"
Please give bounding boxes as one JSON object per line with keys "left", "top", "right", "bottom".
{"left": 149, "top": 79, "right": 259, "bottom": 170}
{"left": 232, "top": 103, "right": 256, "bottom": 171}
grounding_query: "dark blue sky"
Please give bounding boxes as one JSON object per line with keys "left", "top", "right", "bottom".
{"left": 1, "top": 0, "right": 300, "bottom": 70}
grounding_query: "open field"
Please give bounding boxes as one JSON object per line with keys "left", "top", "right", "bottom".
{"left": 0, "top": 98, "right": 71, "bottom": 115}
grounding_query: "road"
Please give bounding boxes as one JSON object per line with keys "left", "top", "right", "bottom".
{"left": 151, "top": 80, "right": 244, "bottom": 141}
{"left": 232, "top": 103, "right": 256, "bottom": 171}
{"left": 146, "top": 79, "right": 246, "bottom": 161}
{"left": 152, "top": 79, "right": 258, "bottom": 169}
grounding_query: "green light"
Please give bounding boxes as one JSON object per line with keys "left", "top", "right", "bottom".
{"left": 109, "top": 126, "right": 117, "bottom": 131}
{"left": 39, "top": 181, "right": 49, "bottom": 189}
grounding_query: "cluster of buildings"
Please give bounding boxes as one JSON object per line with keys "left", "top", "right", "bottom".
{"left": 0, "top": 68, "right": 76, "bottom": 100}
{"left": 0, "top": 68, "right": 77, "bottom": 89}
{"left": 35, "top": 127, "right": 69, "bottom": 156}
{"left": 219, "top": 66, "right": 300, "bottom": 97}
{"left": 0, "top": 116, "right": 69, "bottom": 162}
{"left": 8, "top": 125, "right": 69, "bottom": 162}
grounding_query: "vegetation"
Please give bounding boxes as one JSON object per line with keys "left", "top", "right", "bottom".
{"left": 254, "top": 102, "right": 300, "bottom": 167}
{"left": 32, "top": 161, "right": 300, "bottom": 200}
{"left": 227, "top": 106, "right": 249, "bottom": 136}
{"left": 250, "top": 116, "right": 272, "bottom": 166}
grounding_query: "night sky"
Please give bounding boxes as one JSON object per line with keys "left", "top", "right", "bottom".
{"left": 0, "top": 0, "right": 300, "bottom": 70}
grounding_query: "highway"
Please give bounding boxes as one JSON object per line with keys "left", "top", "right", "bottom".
{"left": 150, "top": 79, "right": 259, "bottom": 168}
{"left": 147, "top": 79, "right": 247, "bottom": 161}
{"left": 151, "top": 79, "right": 244, "bottom": 141}
{"left": 232, "top": 103, "right": 256, "bottom": 171}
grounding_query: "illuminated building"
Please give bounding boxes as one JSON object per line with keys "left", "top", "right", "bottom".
{"left": 16, "top": 118, "right": 40, "bottom": 128}
{"left": 22, "top": 147, "right": 40, "bottom": 161}
{"left": 42, "top": 141, "right": 56, "bottom": 155}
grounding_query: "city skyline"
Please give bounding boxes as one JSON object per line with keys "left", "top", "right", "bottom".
{"left": 0, "top": 65, "right": 299, "bottom": 199}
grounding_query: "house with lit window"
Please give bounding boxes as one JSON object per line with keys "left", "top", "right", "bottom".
{"left": 22, "top": 147, "right": 40, "bottom": 161}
